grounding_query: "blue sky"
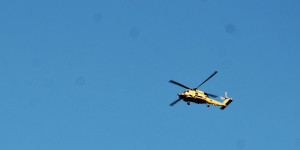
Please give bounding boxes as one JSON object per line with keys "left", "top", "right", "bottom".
{"left": 1, "top": 0, "right": 300, "bottom": 149}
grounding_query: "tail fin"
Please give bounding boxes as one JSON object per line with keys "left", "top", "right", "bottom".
{"left": 220, "top": 92, "right": 233, "bottom": 110}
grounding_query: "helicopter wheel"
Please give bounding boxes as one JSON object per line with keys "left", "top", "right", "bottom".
{"left": 187, "top": 102, "right": 190, "bottom": 105}
{"left": 207, "top": 104, "right": 210, "bottom": 107}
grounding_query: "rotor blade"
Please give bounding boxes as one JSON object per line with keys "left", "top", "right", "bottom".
{"left": 169, "top": 80, "right": 192, "bottom": 89}
{"left": 205, "top": 92, "right": 218, "bottom": 98}
{"left": 170, "top": 98, "right": 182, "bottom": 106}
{"left": 220, "top": 96, "right": 225, "bottom": 100}
{"left": 194, "top": 71, "right": 218, "bottom": 90}
{"left": 225, "top": 91, "right": 227, "bottom": 97}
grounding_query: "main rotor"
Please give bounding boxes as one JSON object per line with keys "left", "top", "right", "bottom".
{"left": 169, "top": 71, "right": 218, "bottom": 106}
{"left": 169, "top": 71, "right": 217, "bottom": 90}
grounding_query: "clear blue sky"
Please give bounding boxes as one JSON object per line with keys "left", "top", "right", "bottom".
{"left": 1, "top": 0, "right": 300, "bottom": 149}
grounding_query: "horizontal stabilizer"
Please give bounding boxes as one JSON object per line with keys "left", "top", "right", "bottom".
{"left": 220, "top": 99, "right": 233, "bottom": 110}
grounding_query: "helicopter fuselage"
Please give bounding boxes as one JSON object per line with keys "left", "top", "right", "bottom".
{"left": 178, "top": 90, "right": 224, "bottom": 106}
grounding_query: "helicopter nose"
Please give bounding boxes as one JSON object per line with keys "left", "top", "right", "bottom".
{"left": 178, "top": 93, "right": 184, "bottom": 99}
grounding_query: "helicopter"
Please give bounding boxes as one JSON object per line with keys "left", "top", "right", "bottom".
{"left": 169, "top": 71, "right": 233, "bottom": 110}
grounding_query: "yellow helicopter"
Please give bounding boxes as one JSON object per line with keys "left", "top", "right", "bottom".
{"left": 169, "top": 71, "right": 233, "bottom": 110}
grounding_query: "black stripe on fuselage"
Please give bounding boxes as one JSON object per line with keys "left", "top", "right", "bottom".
{"left": 183, "top": 97, "right": 206, "bottom": 104}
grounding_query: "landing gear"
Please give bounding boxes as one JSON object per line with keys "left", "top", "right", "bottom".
{"left": 207, "top": 104, "right": 210, "bottom": 107}
{"left": 187, "top": 101, "right": 190, "bottom": 105}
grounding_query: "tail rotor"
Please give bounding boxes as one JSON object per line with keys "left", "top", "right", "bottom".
{"left": 221, "top": 92, "right": 230, "bottom": 100}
